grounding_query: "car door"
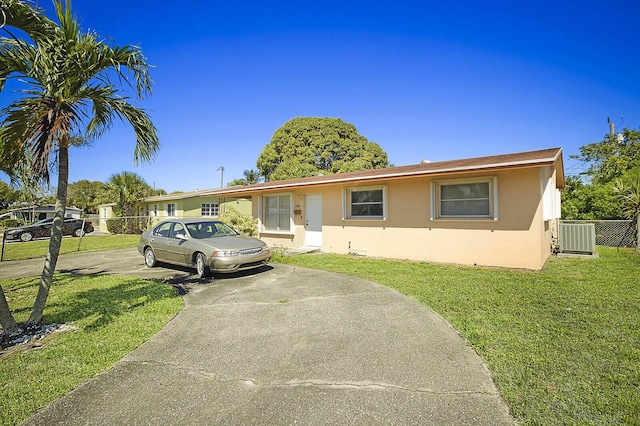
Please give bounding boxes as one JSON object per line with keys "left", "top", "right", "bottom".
{"left": 165, "top": 222, "right": 190, "bottom": 265}
{"left": 62, "top": 219, "right": 76, "bottom": 236}
{"left": 34, "top": 219, "right": 54, "bottom": 239}
{"left": 148, "top": 221, "right": 173, "bottom": 262}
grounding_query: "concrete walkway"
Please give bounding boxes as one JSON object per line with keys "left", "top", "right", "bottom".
{"left": 6, "top": 249, "right": 514, "bottom": 425}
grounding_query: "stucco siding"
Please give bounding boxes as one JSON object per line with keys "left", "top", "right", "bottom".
{"left": 223, "top": 198, "right": 252, "bottom": 216}
{"left": 323, "top": 225, "right": 545, "bottom": 269}
{"left": 252, "top": 166, "right": 554, "bottom": 269}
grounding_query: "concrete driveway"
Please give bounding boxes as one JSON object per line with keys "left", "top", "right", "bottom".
{"left": 6, "top": 249, "right": 514, "bottom": 425}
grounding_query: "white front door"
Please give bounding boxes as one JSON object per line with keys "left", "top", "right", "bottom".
{"left": 305, "top": 194, "right": 322, "bottom": 247}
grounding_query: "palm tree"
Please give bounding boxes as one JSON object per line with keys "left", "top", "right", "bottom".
{"left": 103, "top": 171, "right": 153, "bottom": 233}
{"left": 0, "top": 0, "right": 159, "bottom": 335}
{"left": 613, "top": 170, "right": 640, "bottom": 249}
{"left": 243, "top": 169, "right": 260, "bottom": 185}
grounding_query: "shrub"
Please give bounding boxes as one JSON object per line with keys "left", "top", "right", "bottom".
{"left": 106, "top": 218, "right": 124, "bottom": 234}
{"left": 220, "top": 207, "right": 258, "bottom": 236}
{"left": 106, "top": 217, "right": 145, "bottom": 234}
{"left": 2, "top": 219, "right": 18, "bottom": 228}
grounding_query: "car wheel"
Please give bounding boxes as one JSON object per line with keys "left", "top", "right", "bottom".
{"left": 144, "top": 247, "right": 157, "bottom": 268}
{"left": 19, "top": 232, "right": 34, "bottom": 242}
{"left": 195, "top": 253, "right": 209, "bottom": 278}
{"left": 73, "top": 228, "right": 85, "bottom": 237}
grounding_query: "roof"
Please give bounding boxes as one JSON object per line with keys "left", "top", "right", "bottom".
{"left": 7, "top": 204, "right": 82, "bottom": 212}
{"left": 141, "top": 189, "right": 238, "bottom": 203}
{"left": 197, "top": 147, "right": 564, "bottom": 197}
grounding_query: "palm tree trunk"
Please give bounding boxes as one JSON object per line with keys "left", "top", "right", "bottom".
{"left": 27, "top": 145, "right": 69, "bottom": 326}
{"left": 0, "top": 283, "right": 19, "bottom": 337}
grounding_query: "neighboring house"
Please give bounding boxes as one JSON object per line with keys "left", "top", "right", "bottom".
{"left": 3, "top": 205, "right": 82, "bottom": 222}
{"left": 137, "top": 190, "right": 251, "bottom": 224}
{"left": 98, "top": 203, "right": 117, "bottom": 232}
{"left": 193, "top": 148, "right": 564, "bottom": 270}
{"left": 98, "top": 191, "right": 252, "bottom": 233}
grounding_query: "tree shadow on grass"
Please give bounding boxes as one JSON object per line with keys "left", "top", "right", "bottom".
{"left": 48, "top": 265, "right": 274, "bottom": 330}
{"left": 1, "top": 274, "right": 181, "bottom": 349}
{"left": 2, "top": 264, "right": 276, "bottom": 348}
{"left": 44, "top": 275, "right": 181, "bottom": 332}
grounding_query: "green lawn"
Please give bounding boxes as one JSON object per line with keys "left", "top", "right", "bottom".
{"left": 275, "top": 247, "right": 640, "bottom": 425}
{"left": 1, "top": 234, "right": 181, "bottom": 425}
{"left": 0, "top": 274, "right": 183, "bottom": 426}
{"left": 1, "top": 234, "right": 140, "bottom": 261}
{"left": 2, "top": 238, "right": 638, "bottom": 424}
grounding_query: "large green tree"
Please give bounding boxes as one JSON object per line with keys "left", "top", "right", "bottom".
{"left": 564, "top": 128, "right": 640, "bottom": 220}
{"left": 0, "top": 0, "right": 158, "bottom": 338}
{"left": 0, "top": 180, "right": 19, "bottom": 211}
{"left": 67, "top": 179, "right": 105, "bottom": 213}
{"left": 573, "top": 128, "right": 640, "bottom": 185}
{"left": 257, "top": 117, "right": 389, "bottom": 181}
{"left": 561, "top": 175, "right": 621, "bottom": 220}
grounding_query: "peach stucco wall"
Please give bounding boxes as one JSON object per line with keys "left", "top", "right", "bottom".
{"left": 254, "top": 165, "right": 559, "bottom": 269}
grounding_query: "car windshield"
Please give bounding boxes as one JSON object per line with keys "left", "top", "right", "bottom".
{"left": 186, "top": 221, "right": 239, "bottom": 239}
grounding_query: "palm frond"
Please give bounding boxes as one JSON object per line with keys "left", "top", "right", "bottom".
{"left": 0, "top": 0, "right": 56, "bottom": 44}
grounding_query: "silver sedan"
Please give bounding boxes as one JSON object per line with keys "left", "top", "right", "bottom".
{"left": 138, "top": 218, "right": 271, "bottom": 278}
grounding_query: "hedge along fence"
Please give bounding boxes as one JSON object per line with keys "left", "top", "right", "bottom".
{"left": 105, "top": 216, "right": 150, "bottom": 235}
{"left": 104, "top": 209, "right": 258, "bottom": 236}
{"left": 2, "top": 219, "right": 19, "bottom": 228}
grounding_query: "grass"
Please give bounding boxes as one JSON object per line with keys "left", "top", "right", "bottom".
{"left": 1, "top": 234, "right": 140, "bottom": 261}
{"left": 274, "top": 247, "right": 640, "bottom": 425}
{"left": 2, "top": 237, "right": 638, "bottom": 424}
{"left": 0, "top": 274, "right": 183, "bottom": 426}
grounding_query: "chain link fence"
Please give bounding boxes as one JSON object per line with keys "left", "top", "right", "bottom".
{"left": 561, "top": 220, "right": 637, "bottom": 247}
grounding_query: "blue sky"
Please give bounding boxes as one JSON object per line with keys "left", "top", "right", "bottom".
{"left": 2, "top": 0, "right": 639, "bottom": 193}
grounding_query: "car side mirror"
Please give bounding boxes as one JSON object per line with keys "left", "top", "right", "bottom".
{"left": 176, "top": 234, "right": 188, "bottom": 240}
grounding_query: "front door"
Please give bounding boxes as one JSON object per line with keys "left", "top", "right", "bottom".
{"left": 305, "top": 194, "right": 322, "bottom": 247}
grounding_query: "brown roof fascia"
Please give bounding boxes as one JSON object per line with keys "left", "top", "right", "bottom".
{"left": 202, "top": 147, "right": 563, "bottom": 197}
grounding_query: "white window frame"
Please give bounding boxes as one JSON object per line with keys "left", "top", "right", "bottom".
{"left": 430, "top": 177, "right": 498, "bottom": 221}
{"left": 262, "top": 193, "right": 293, "bottom": 233}
{"left": 201, "top": 203, "right": 220, "bottom": 217}
{"left": 166, "top": 203, "right": 177, "bottom": 217}
{"left": 342, "top": 186, "right": 387, "bottom": 221}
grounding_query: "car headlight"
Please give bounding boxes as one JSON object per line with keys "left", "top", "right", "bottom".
{"left": 213, "top": 250, "right": 239, "bottom": 257}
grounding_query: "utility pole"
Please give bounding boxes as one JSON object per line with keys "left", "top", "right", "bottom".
{"left": 216, "top": 166, "right": 224, "bottom": 188}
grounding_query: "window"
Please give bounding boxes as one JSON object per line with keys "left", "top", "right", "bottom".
{"left": 432, "top": 177, "right": 497, "bottom": 220}
{"left": 153, "top": 204, "right": 158, "bottom": 217}
{"left": 201, "top": 203, "right": 219, "bottom": 217}
{"left": 343, "top": 186, "right": 387, "bottom": 220}
{"left": 153, "top": 221, "right": 172, "bottom": 237}
{"left": 167, "top": 203, "right": 176, "bottom": 217}
{"left": 169, "top": 223, "right": 186, "bottom": 239}
{"left": 264, "top": 194, "right": 291, "bottom": 232}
